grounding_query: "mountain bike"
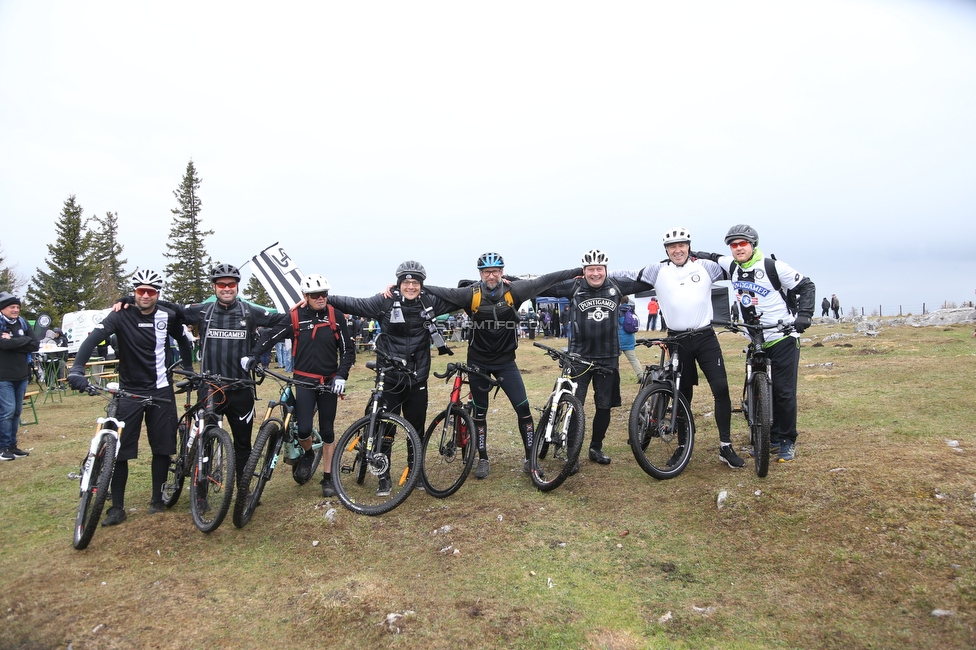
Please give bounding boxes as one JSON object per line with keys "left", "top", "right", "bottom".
{"left": 73, "top": 382, "right": 160, "bottom": 550}
{"left": 724, "top": 320, "right": 792, "bottom": 477}
{"left": 164, "top": 369, "right": 254, "bottom": 533}
{"left": 528, "top": 342, "right": 586, "bottom": 492}
{"left": 422, "top": 361, "right": 501, "bottom": 498}
{"left": 232, "top": 367, "right": 326, "bottom": 528}
{"left": 628, "top": 335, "right": 696, "bottom": 480}
{"left": 332, "top": 347, "right": 422, "bottom": 516}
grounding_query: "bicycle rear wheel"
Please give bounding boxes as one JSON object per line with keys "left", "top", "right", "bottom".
{"left": 73, "top": 434, "right": 117, "bottom": 550}
{"left": 750, "top": 373, "right": 772, "bottom": 478}
{"left": 332, "top": 413, "right": 421, "bottom": 516}
{"left": 628, "top": 385, "right": 695, "bottom": 479}
{"left": 421, "top": 405, "right": 477, "bottom": 498}
{"left": 161, "top": 417, "right": 191, "bottom": 508}
{"left": 190, "top": 426, "right": 236, "bottom": 533}
{"left": 530, "top": 393, "right": 584, "bottom": 492}
{"left": 234, "top": 419, "right": 283, "bottom": 528}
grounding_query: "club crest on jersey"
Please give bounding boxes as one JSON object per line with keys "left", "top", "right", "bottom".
{"left": 739, "top": 294, "right": 754, "bottom": 308}
{"left": 240, "top": 318, "right": 248, "bottom": 328}
{"left": 586, "top": 308, "right": 611, "bottom": 322}
{"left": 691, "top": 273, "right": 701, "bottom": 283}
{"left": 755, "top": 268, "right": 766, "bottom": 280}
{"left": 156, "top": 321, "right": 167, "bottom": 331}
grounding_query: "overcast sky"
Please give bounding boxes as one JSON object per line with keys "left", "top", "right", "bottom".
{"left": 2, "top": 0, "right": 975, "bottom": 317}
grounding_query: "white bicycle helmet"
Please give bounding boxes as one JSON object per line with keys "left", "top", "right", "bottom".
{"left": 662, "top": 227, "right": 691, "bottom": 246}
{"left": 301, "top": 274, "right": 331, "bottom": 294}
{"left": 131, "top": 269, "right": 164, "bottom": 290}
{"left": 581, "top": 249, "right": 610, "bottom": 267}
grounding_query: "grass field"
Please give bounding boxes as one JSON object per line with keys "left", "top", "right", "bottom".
{"left": 2, "top": 320, "right": 975, "bottom": 649}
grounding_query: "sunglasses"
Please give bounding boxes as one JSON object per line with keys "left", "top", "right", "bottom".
{"left": 307, "top": 292, "right": 329, "bottom": 300}
{"left": 215, "top": 281, "right": 238, "bottom": 289}
{"left": 135, "top": 287, "right": 159, "bottom": 297}
{"left": 729, "top": 240, "right": 751, "bottom": 249}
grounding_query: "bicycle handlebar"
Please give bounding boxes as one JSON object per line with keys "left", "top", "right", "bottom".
{"left": 725, "top": 320, "right": 794, "bottom": 336}
{"left": 253, "top": 366, "right": 333, "bottom": 392}
{"left": 432, "top": 362, "right": 501, "bottom": 387}
{"left": 85, "top": 383, "right": 169, "bottom": 405}
{"left": 171, "top": 368, "right": 259, "bottom": 391}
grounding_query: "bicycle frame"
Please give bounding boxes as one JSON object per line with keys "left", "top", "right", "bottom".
{"left": 635, "top": 337, "right": 685, "bottom": 435}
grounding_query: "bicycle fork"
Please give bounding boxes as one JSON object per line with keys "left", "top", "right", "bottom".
{"left": 79, "top": 418, "right": 123, "bottom": 492}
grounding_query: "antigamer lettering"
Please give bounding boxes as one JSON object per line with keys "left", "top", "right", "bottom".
{"left": 731, "top": 281, "right": 773, "bottom": 297}
{"left": 207, "top": 328, "right": 248, "bottom": 339}
{"left": 577, "top": 297, "right": 616, "bottom": 311}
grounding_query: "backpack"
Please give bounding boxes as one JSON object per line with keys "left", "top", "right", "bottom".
{"left": 470, "top": 284, "right": 514, "bottom": 314}
{"left": 728, "top": 254, "right": 799, "bottom": 315}
{"left": 290, "top": 304, "right": 338, "bottom": 357}
{"left": 622, "top": 309, "right": 640, "bottom": 334}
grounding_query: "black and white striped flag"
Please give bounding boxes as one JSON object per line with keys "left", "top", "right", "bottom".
{"left": 248, "top": 243, "right": 303, "bottom": 313}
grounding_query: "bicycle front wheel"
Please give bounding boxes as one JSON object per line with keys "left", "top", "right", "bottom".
{"left": 750, "top": 373, "right": 772, "bottom": 478}
{"left": 530, "top": 393, "right": 584, "bottom": 492}
{"left": 421, "top": 405, "right": 477, "bottom": 498}
{"left": 190, "top": 426, "right": 236, "bottom": 533}
{"left": 332, "top": 413, "right": 421, "bottom": 516}
{"left": 161, "top": 417, "right": 191, "bottom": 508}
{"left": 73, "top": 434, "right": 117, "bottom": 550}
{"left": 234, "top": 419, "right": 283, "bottom": 528}
{"left": 628, "top": 385, "right": 695, "bottom": 480}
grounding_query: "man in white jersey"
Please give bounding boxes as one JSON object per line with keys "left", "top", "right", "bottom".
{"left": 612, "top": 227, "right": 744, "bottom": 469}
{"left": 700, "top": 224, "right": 815, "bottom": 463}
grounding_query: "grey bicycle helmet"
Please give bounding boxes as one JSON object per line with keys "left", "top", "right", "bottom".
{"left": 476, "top": 252, "right": 505, "bottom": 269}
{"left": 209, "top": 263, "right": 241, "bottom": 282}
{"left": 581, "top": 249, "right": 610, "bottom": 267}
{"left": 300, "top": 274, "right": 331, "bottom": 294}
{"left": 662, "top": 227, "right": 691, "bottom": 246}
{"left": 724, "top": 224, "right": 759, "bottom": 246}
{"left": 395, "top": 260, "right": 427, "bottom": 283}
{"left": 131, "top": 268, "right": 164, "bottom": 290}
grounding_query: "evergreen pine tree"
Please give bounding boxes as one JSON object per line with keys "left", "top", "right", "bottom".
{"left": 24, "top": 195, "right": 98, "bottom": 321}
{"left": 164, "top": 160, "right": 213, "bottom": 304}
{"left": 89, "top": 211, "right": 129, "bottom": 307}
{"left": 243, "top": 276, "right": 273, "bottom": 308}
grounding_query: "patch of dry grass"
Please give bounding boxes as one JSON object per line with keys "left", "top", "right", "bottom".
{"left": 2, "top": 322, "right": 976, "bottom": 649}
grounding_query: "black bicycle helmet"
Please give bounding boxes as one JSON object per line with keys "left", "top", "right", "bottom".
{"left": 131, "top": 268, "right": 164, "bottom": 290}
{"left": 724, "top": 224, "right": 759, "bottom": 246}
{"left": 395, "top": 260, "right": 427, "bottom": 283}
{"left": 209, "top": 263, "right": 241, "bottom": 282}
{"left": 476, "top": 252, "right": 505, "bottom": 269}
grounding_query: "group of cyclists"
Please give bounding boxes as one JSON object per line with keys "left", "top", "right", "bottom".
{"left": 64, "top": 222, "right": 814, "bottom": 527}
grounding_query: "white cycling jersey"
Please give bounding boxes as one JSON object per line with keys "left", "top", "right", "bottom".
{"left": 718, "top": 253, "right": 805, "bottom": 343}
{"left": 611, "top": 258, "right": 724, "bottom": 331}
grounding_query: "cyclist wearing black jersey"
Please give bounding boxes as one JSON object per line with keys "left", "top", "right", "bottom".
{"left": 424, "top": 253, "right": 582, "bottom": 479}
{"left": 159, "top": 263, "right": 288, "bottom": 481}
{"left": 244, "top": 274, "right": 356, "bottom": 496}
{"left": 540, "top": 250, "right": 648, "bottom": 465}
{"left": 68, "top": 270, "right": 194, "bottom": 526}
{"left": 330, "top": 261, "right": 456, "bottom": 495}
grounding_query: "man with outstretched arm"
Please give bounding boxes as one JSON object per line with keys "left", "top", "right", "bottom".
{"left": 424, "top": 253, "right": 581, "bottom": 479}
{"left": 611, "top": 227, "right": 745, "bottom": 469}
{"left": 67, "top": 270, "right": 194, "bottom": 525}
{"left": 696, "top": 224, "right": 815, "bottom": 463}
{"left": 539, "top": 250, "right": 650, "bottom": 466}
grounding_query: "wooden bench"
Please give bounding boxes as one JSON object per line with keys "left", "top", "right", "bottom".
{"left": 21, "top": 391, "right": 39, "bottom": 426}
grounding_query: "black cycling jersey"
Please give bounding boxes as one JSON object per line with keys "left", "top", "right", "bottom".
{"left": 250, "top": 304, "right": 355, "bottom": 383}
{"left": 425, "top": 268, "right": 581, "bottom": 368}
{"left": 70, "top": 305, "right": 192, "bottom": 391}
{"left": 541, "top": 276, "right": 648, "bottom": 363}
{"left": 162, "top": 298, "right": 287, "bottom": 380}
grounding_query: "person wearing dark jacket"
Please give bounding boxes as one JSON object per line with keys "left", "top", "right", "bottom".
{"left": 0, "top": 292, "right": 39, "bottom": 461}
{"left": 328, "top": 261, "right": 456, "bottom": 495}
{"left": 67, "top": 270, "right": 194, "bottom": 524}
{"left": 155, "top": 263, "right": 288, "bottom": 481}
{"left": 540, "top": 250, "right": 648, "bottom": 465}
{"left": 424, "top": 253, "right": 581, "bottom": 478}
{"left": 245, "top": 274, "right": 355, "bottom": 496}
